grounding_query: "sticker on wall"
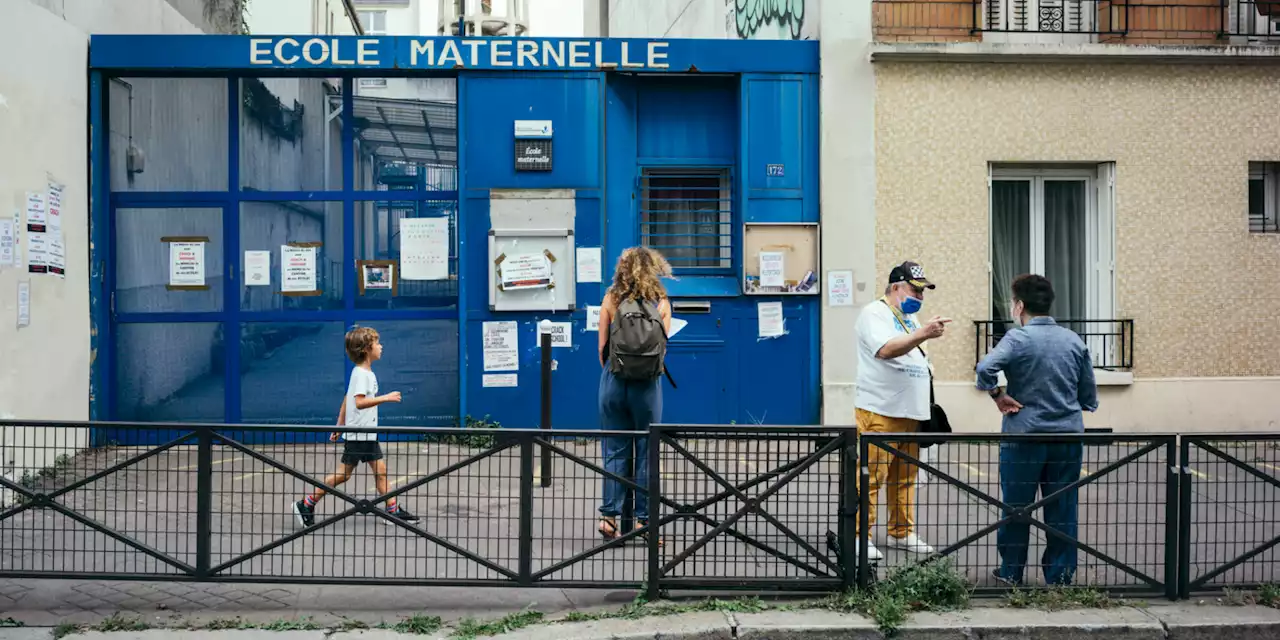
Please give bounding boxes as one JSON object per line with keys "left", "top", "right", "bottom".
{"left": 400, "top": 217, "right": 449, "bottom": 281}
{"left": 168, "top": 241, "right": 206, "bottom": 288}
{"left": 546, "top": 322, "right": 573, "bottom": 348}
{"left": 827, "top": 270, "right": 854, "bottom": 307}
{"left": 482, "top": 320, "right": 519, "bottom": 371}
{"left": 585, "top": 305, "right": 602, "bottom": 331}
{"left": 482, "top": 374, "right": 518, "bottom": 388}
{"left": 16, "top": 281, "right": 30, "bottom": 328}
{"left": 25, "top": 192, "right": 47, "bottom": 233}
{"left": 757, "top": 301, "right": 786, "bottom": 340}
{"left": 46, "top": 236, "right": 65, "bottom": 278}
{"left": 26, "top": 230, "right": 47, "bottom": 274}
{"left": 244, "top": 251, "right": 271, "bottom": 286}
{"left": 576, "top": 247, "right": 602, "bottom": 283}
{"left": 499, "top": 252, "right": 554, "bottom": 290}
{"left": 281, "top": 245, "right": 318, "bottom": 293}
{"left": 0, "top": 219, "right": 14, "bottom": 267}
{"left": 759, "top": 251, "right": 785, "bottom": 288}
{"left": 47, "top": 178, "right": 64, "bottom": 231}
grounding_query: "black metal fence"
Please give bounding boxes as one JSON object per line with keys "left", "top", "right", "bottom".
{"left": 1, "top": 421, "right": 1278, "bottom": 598}
{"left": 975, "top": 320, "right": 1134, "bottom": 371}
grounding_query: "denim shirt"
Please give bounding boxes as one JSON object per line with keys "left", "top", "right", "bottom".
{"left": 975, "top": 317, "right": 1099, "bottom": 434}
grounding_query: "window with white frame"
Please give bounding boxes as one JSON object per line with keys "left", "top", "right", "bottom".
{"left": 989, "top": 164, "right": 1116, "bottom": 359}
{"left": 358, "top": 10, "right": 387, "bottom": 34}
{"left": 1249, "top": 162, "right": 1280, "bottom": 234}
{"left": 358, "top": 78, "right": 388, "bottom": 89}
{"left": 639, "top": 168, "right": 733, "bottom": 272}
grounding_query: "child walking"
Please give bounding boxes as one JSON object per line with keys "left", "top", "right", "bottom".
{"left": 292, "top": 326, "right": 419, "bottom": 527}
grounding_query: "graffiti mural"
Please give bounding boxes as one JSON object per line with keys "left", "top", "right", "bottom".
{"left": 733, "top": 0, "right": 814, "bottom": 40}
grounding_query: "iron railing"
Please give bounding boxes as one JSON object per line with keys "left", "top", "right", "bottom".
{"left": 975, "top": 319, "right": 1134, "bottom": 370}
{"left": 3, "top": 421, "right": 1280, "bottom": 598}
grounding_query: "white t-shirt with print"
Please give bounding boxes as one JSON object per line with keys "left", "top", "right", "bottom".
{"left": 342, "top": 366, "right": 379, "bottom": 441}
{"left": 854, "top": 300, "right": 931, "bottom": 421}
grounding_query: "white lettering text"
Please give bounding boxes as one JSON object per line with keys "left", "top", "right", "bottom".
{"left": 439, "top": 40, "right": 464, "bottom": 67}
{"left": 331, "top": 39, "right": 355, "bottom": 65}
{"left": 302, "top": 39, "right": 329, "bottom": 65}
{"left": 517, "top": 40, "right": 539, "bottom": 67}
{"left": 620, "top": 42, "right": 644, "bottom": 68}
{"left": 648, "top": 42, "right": 670, "bottom": 69}
{"left": 463, "top": 40, "right": 483, "bottom": 67}
{"left": 274, "top": 38, "right": 300, "bottom": 65}
{"left": 568, "top": 41, "right": 590, "bottom": 68}
{"left": 542, "top": 40, "right": 565, "bottom": 67}
{"left": 490, "top": 39, "right": 513, "bottom": 67}
{"left": 250, "top": 38, "right": 273, "bottom": 65}
{"left": 410, "top": 39, "right": 434, "bottom": 66}
{"left": 357, "top": 39, "right": 379, "bottom": 66}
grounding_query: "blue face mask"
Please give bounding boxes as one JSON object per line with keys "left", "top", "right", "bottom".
{"left": 900, "top": 295, "right": 923, "bottom": 315}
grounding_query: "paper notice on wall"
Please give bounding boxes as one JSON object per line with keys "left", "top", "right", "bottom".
{"left": 17, "top": 281, "right": 30, "bottom": 329}
{"left": 546, "top": 322, "right": 573, "bottom": 348}
{"left": 169, "top": 242, "right": 205, "bottom": 287}
{"left": 46, "top": 235, "right": 65, "bottom": 278}
{"left": 244, "top": 251, "right": 271, "bottom": 286}
{"left": 0, "top": 220, "right": 14, "bottom": 267}
{"left": 586, "top": 305, "right": 602, "bottom": 331}
{"left": 26, "top": 232, "right": 48, "bottom": 274}
{"left": 576, "top": 247, "right": 602, "bottom": 283}
{"left": 759, "top": 251, "right": 786, "bottom": 288}
{"left": 400, "top": 217, "right": 450, "bottom": 280}
{"left": 500, "top": 253, "right": 553, "bottom": 290}
{"left": 281, "top": 246, "right": 317, "bottom": 292}
{"left": 482, "top": 373, "right": 518, "bottom": 388}
{"left": 827, "top": 270, "right": 854, "bottom": 307}
{"left": 758, "top": 301, "right": 786, "bottom": 339}
{"left": 482, "top": 320, "right": 519, "bottom": 371}
{"left": 47, "top": 179, "right": 64, "bottom": 231}
{"left": 25, "top": 192, "right": 47, "bottom": 232}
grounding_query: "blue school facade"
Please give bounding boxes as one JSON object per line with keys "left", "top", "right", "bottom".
{"left": 88, "top": 35, "right": 821, "bottom": 443}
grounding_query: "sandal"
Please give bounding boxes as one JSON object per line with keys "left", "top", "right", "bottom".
{"left": 599, "top": 517, "right": 620, "bottom": 541}
{"left": 637, "top": 519, "right": 664, "bottom": 547}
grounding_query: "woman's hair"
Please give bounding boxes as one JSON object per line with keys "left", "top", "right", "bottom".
{"left": 345, "top": 326, "right": 380, "bottom": 364}
{"left": 608, "top": 247, "right": 672, "bottom": 303}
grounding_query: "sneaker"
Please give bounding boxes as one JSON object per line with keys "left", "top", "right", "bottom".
{"left": 857, "top": 539, "right": 884, "bottom": 562}
{"left": 886, "top": 533, "right": 935, "bottom": 555}
{"left": 292, "top": 500, "right": 315, "bottom": 528}
{"left": 991, "top": 569, "right": 1020, "bottom": 587}
{"left": 383, "top": 505, "right": 421, "bottom": 524}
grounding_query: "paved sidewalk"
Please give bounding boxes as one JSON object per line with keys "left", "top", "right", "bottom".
{"left": 2, "top": 603, "right": 1280, "bottom": 639}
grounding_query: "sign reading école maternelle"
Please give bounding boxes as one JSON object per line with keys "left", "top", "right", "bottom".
{"left": 248, "top": 37, "right": 673, "bottom": 71}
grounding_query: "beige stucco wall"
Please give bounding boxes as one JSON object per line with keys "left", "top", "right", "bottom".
{"left": 874, "top": 61, "right": 1280, "bottom": 431}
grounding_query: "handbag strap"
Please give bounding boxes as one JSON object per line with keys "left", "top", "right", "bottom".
{"left": 881, "top": 298, "right": 936, "bottom": 405}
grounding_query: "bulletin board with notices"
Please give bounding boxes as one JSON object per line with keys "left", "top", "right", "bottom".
{"left": 742, "top": 222, "right": 821, "bottom": 296}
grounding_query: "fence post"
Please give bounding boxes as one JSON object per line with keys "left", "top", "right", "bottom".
{"left": 839, "top": 431, "right": 858, "bottom": 591}
{"left": 539, "top": 320, "right": 553, "bottom": 488}
{"left": 622, "top": 444, "right": 635, "bottom": 535}
{"left": 1178, "top": 437, "right": 1192, "bottom": 599}
{"left": 857, "top": 434, "right": 871, "bottom": 590}
{"left": 519, "top": 432, "right": 534, "bottom": 586}
{"left": 646, "top": 425, "right": 662, "bottom": 602}
{"left": 195, "top": 426, "right": 213, "bottom": 580}
{"left": 1164, "top": 437, "right": 1180, "bottom": 600}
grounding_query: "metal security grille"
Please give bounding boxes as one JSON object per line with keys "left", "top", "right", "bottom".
{"left": 640, "top": 168, "right": 733, "bottom": 271}
{"left": 1249, "top": 161, "right": 1280, "bottom": 234}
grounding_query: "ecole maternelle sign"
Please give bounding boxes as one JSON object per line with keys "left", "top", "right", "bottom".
{"left": 247, "top": 37, "right": 674, "bottom": 71}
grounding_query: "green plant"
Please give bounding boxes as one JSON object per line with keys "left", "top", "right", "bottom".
{"left": 336, "top": 619, "right": 370, "bottom": 632}
{"left": 1260, "top": 584, "right": 1280, "bottom": 607}
{"left": 202, "top": 618, "right": 252, "bottom": 630}
{"left": 822, "top": 559, "right": 971, "bottom": 635}
{"left": 1006, "top": 586, "right": 1114, "bottom": 611}
{"left": 451, "top": 609, "right": 544, "bottom": 639}
{"left": 92, "top": 614, "right": 151, "bottom": 633}
{"left": 0, "top": 618, "right": 23, "bottom": 628}
{"left": 1220, "top": 584, "right": 1280, "bottom": 608}
{"left": 439, "top": 415, "right": 499, "bottom": 449}
{"left": 52, "top": 623, "right": 80, "bottom": 639}
{"left": 391, "top": 614, "right": 444, "bottom": 634}
{"left": 258, "top": 617, "right": 323, "bottom": 631}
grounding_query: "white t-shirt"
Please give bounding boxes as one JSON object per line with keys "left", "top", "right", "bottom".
{"left": 342, "top": 367, "right": 379, "bottom": 441}
{"left": 854, "top": 300, "right": 931, "bottom": 421}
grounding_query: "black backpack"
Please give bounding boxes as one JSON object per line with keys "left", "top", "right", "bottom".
{"left": 607, "top": 298, "right": 669, "bottom": 382}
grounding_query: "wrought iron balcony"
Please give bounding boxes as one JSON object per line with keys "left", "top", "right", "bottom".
{"left": 974, "top": 319, "right": 1135, "bottom": 370}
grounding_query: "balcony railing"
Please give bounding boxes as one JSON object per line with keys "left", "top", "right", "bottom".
{"left": 872, "top": 0, "right": 1280, "bottom": 41}
{"left": 974, "top": 319, "right": 1135, "bottom": 371}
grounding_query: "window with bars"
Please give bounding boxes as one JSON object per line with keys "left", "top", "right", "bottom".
{"left": 639, "top": 168, "right": 733, "bottom": 272}
{"left": 1249, "top": 162, "right": 1280, "bottom": 234}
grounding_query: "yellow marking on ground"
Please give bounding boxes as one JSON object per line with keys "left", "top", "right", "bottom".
{"left": 368, "top": 476, "right": 409, "bottom": 492}
{"left": 959, "top": 463, "right": 987, "bottom": 478}
{"left": 1187, "top": 468, "right": 1210, "bottom": 479}
{"left": 1257, "top": 462, "right": 1280, "bottom": 474}
{"left": 1081, "top": 467, "right": 1091, "bottom": 477}
{"left": 232, "top": 469, "right": 278, "bottom": 482}
{"left": 175, "top": 458, "right": 238, "bottom": 472}
{"left": 738, "top": 455, "right": 757, "bottom": 472}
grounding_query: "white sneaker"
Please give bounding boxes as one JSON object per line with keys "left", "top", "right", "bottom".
{"left": 857, "top": 540, "right": 884, "bottom": 562}
{"left": 886, "top": 533, "right": 935, "bottom": 555}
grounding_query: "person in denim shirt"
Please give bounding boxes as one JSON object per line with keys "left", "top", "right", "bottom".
{"left": 976, "top": 274, "right": 1098, "bottom": 586}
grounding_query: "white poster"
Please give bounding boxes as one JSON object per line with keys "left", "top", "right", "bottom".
{"left": 500, "top": 253, "right": 553, "bottom": 290}
{"left": 758, "top": 301, "right": 786, "bottom": 339}
{"left": 759, "top": 251, "right": 786, "bottom": 288}
{"left": 0, "top": 220, "right": 14, "bottom": 267}
{"left": 244, "top": 251, "right": 271, "bottom": 286}
{"left": 585, "top": 305, "right": 602, "bottom": 331}
{"left": 828, "top": 270, "right": 854, "bottom": 307}
{"left": 482, "top": 373, "right": 518, "bottom": 388}
{"left": 169, "top": 242, "right": 205, "bottom": 287}
{"left": 26, "top": 232, "right": 48, "bottom": 273}
{"left": 47, "top": 179, "right": 64, "bottom": 231}
{"left": 668, "top": 318, "right": 688, "bottom": 338}
{"left": 17, "top": 281, "right": 30, "bottom": 328}
{"left": 482, "top": 320, "right": 519, "bottom": 371}
{"left": 47, "top": 235, "right": 65, "bottom": 278}
{"left": 576, "top": 247, "right": 602, "bottom": 283}
{"left": 25, "top": 192, "right": 47, "bottom": 231}
{"left": 546, "top": 321, "right": 573, "bottom": 348}
{"left": 400, "top": 217, "right": 450, "bottom": 281}
{"left": 281, "top": 246, "right": 317, "bottom": 292}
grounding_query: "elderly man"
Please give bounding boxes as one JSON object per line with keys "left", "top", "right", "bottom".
{"left": 854, "top": 261, "right": 951, "bottom": 559}
{"left": 976, "top": 274, "right": 1098, "bottom": 586}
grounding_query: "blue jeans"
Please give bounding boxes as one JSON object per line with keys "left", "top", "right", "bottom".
{"left": 997, "top": 441, "right": 1083, "bottom": 586}
{"left": 598, "top": 370, "right": 662, "bottom": 520}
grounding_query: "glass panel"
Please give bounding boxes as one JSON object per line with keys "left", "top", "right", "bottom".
{"left": 641, "top": 169, "right": 732, "bottom": 271}
{"left": 1043, "top": 180, "right": 1088, "bottom": 322}
{"left": 109, "top": 78, "right": 228, "bottom": 192}
{"left": 990, "top": 180, "right": 1031, "bottom": 327}
{"left": 353, "top": 320, "right": 459, "bottom": 427}
{"left": 239, "top": 78, "right": 342, "bottom": 191}
{"left": 354, "top": 199, "right": 458, "bottom": 310}
{"left": 115, "top": 208, "right": 224, "bottom": 314}
{"left": 351, "top": 78, "right": 458, "bottom": 192}
{"left": 240, "top": 323, "right": 345, "bottom": 424}
{"left": 115, "top": 322, "right": 225, "bottom": 422}
{"left": 239, "top": 202, "right": 344, "bottom": 311}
